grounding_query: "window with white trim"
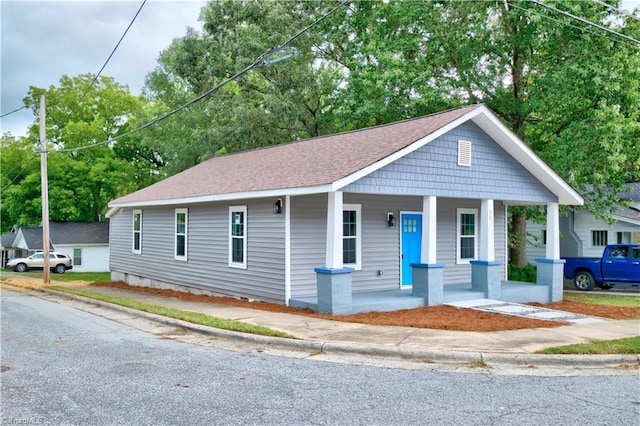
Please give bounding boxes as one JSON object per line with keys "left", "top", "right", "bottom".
{"left": 175, "top": 208, "right": 188, "bottom": 260}
{"left": 617, "top": 231, "right": 631, "bottom": 244}
{"left": 229, "top": 206, "right": 247, "bottom": 268}
{"left": 73, "top": 248, "right": 82, "bottom": 266}
{"left": 343, "top": 204, "right": 362, "bottom": 270}
{"left": 457, "top": 208, "right": 478, "bottom": 264}
{"left": 133, "top": 209, "right": 142, "bottom": 254}
{"left": 591, "top": 230, "right": 608, "bottom": 247}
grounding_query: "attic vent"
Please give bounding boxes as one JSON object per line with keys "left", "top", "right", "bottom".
{"left": 458, "top": 140, "right": 472, "bottom": 167}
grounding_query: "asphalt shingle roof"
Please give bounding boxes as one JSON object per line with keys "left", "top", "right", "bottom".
{"left": 111, "top": 104, "right": 481, "bottom": 205}
{"left": 15, "top": 222, "right": 109, "bottom": 250}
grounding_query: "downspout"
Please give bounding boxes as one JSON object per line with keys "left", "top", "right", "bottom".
{"left": 284, "top": 195, "right": 291, "bottom": 306}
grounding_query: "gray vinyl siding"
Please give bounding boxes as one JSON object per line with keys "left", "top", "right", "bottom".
{"left": 344, "top": 121, "right": 557, "bottom": 203}
{"left": 109, "top": 200, "right": 286, "bottom": 303}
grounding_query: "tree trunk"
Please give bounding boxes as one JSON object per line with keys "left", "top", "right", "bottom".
{"left": 509, "top": 211, "right": 528, "bottom": 267}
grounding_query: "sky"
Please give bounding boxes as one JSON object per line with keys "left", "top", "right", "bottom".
{"left": 1, "top": 0, "right": 207, "bottom": 137}
{"left": 1, "top": 0, "right": 639, "bottom": 138}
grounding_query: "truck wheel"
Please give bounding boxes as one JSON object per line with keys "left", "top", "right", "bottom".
{"left": 574, "top": 271, "right": 595, "bottom": 291}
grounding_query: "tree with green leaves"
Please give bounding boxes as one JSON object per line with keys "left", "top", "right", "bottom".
{"left": 318, "top": 0, "right": 640, "bottom": 264}
{"left": 142, "top": 0, "right": 343, "bottom": 176}
{"left": 1, "top": 74, "right": 150, "bottom": 230}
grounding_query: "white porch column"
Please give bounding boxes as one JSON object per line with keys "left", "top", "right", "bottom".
{"left": 413, "top": 195, "right": 444, "bottom": 306}
{"left": 545, "top": 202, "right": 560, "bottom": 259}
{"left": 325, "top": 191, "right": 343, "bottom": 269}
{"left": 480, "top": 199, "right": 495, "bottom": 261}
{"left": 421, "top": 195, "right": 437, "bottom": 264}
{"left": 316, "top": 191, "right": 352, "bottom": 314}
{"left": 471, "top": 199, "right": 501, "bottom": 299}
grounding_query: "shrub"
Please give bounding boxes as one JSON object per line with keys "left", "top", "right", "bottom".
{"left": 508, "top": 263, "right": 537, "bottom": 283}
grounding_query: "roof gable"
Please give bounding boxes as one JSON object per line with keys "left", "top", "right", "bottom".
{"left": 108, "top": 104, "right": 582, "bottom": 211}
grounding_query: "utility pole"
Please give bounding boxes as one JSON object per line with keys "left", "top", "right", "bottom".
{"left": 40, "top": 94, "right": 50, "bottom": 284}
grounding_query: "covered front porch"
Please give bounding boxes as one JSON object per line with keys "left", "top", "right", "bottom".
{"left": 302, "top": 192, "right": 565, "bottom": 315}
{"left": 290, "top": 281, "right": 556, "bottom": 314}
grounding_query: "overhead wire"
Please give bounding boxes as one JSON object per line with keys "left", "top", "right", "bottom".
{"left": 510, "top": 1, "right": 626, "bottom": 44}
{"left": 0, "top": 105, "right": 27, "bottom": 118}
{"left": 1, "top": 1, "right": 146, "bottom": 123}
{"left": 78, "top": 0, "right": 147, "bottom": 104}
{"left": 528, "top": 0, "right": 640, "bottom": 46}
{"left": 58, "top": 0, "right": 350, "bottom": 153}
{"left": 590, "top": 0, "right": 640, "bottom": 22}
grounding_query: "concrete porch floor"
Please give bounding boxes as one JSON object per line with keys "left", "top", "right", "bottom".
{"left": 289, "top": 281, "right": 551, "bottom": 314}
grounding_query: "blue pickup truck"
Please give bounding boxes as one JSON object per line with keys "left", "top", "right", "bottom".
{"left": 563, "top": 244, "right": 640, "bottom": 291}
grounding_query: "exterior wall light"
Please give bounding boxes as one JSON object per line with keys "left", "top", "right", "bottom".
{"left": 387, "top": 212, "right": 396, "bottom": 227}
{"left": 273, "top": 199, "right": 283, "bottom": 214}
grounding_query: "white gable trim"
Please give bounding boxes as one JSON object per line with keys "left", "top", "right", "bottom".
{"left": 468, "top": 105, "right": 583, "bottom": 205}
{"left": 331, "top": 111, "right": 475, "bottom": 191}
{"left": 333, "top": 104, "right": 583, "bottom": 206}
{"left": 612, "top": 214, "right": 640, "bottom": 226}
{"left": 107, "top": 105, "right": 583, "bottom": 212}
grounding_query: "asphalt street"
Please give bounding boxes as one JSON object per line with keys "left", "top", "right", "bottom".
{"left": 2, "top": 289, "right": 639, "bottom": 425}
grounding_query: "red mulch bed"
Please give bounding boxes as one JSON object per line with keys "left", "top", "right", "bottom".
{"left": 90, "top": 281, "right": 640, "bottom": 332}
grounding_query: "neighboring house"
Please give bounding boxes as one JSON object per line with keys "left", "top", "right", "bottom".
{"left": 106, "top": 104, "right": 583, "bottom": 314}
{"left": 527, "top": 183, "right": 640, "bottom": 262}
{"left": 1, "top": 232, "right": 18, "bottom": 267}
{"left": 9, "top": 222, "right": 110, "bottom": 272}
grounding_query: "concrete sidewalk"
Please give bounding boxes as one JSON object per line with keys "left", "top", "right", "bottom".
{"left": 2, "top": 275, "right": 639, "bottom": 368}
{"left": 38, "top": 287, "right": 640, "bottom": 365}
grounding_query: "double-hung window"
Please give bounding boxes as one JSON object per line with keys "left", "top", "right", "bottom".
{"left": 343, "top": 204, "right": 361, "bottom": 270}
{"left": 457, "top": 208, "right": 478, "bottom": 264}
{"left": 229, "top": 206, "right": 247, "bottom": 268}
{"left": 73, "top": 248, "right": 82, "bottom": 266}
{"left": 175, "top": 208, "right": 188, "bottom": 260}
{"left": 133, "top": 209, "right": 142, "bottom": 254}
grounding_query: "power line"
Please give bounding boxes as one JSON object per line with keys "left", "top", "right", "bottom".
{"left": 0, "top": 105, "right": 27, "bottom": 118}
{"left": 510, "top": 2, "right": 625, "bottom": 44}
{"left": 78, "top": 0, "right": 147, "bottom": 104}
{"left": 591, "top": 0, "right": 640, "bottom": 22}
{"left": 58, "top": 0, "right": 350, "bottom": 153}
{"left": 1, "top": 1, "right": 147, "bottom": 121}
{"left": 529, "top": 0, "right": 640, "bottom": 46}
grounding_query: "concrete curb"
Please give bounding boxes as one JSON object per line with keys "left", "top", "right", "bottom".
{"left": 38, "top": 287, "right": 640, "bottom": 369}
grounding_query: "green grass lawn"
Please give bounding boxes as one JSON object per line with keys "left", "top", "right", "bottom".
{"left": 539, "top": 336, "right": 640, "bottom": 355}
{"left": 2, "top": 270, "right": 111, "bottom": 283}
{"left": 48, "top": 285, "right": 292, "bottom": 339}
{"left": 563, "top": 292, "right": 640, "bottom": 308}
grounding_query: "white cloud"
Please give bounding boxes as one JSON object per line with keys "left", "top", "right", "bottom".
{"left": 1, "top": 0, "right": 206, "bottom": 137}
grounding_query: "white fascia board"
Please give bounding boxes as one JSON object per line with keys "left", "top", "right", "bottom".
{"left": 469, "top": 106, "right": 583, "bottom": 206}
{"left": 612, "top": 215, "right": 640, "bottom": 226}
{"left": 107, "top": 184, "right": 334, "bottom": 210}
{"left": 332, "top": 110, "right": 477, "bottom": 190}
{"left": 105, "top": 207, "right": 120, "bottom": 219}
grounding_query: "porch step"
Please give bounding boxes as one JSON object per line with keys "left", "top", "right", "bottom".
{"left": 446, "top": 299, "right": 606, "bottom": 324}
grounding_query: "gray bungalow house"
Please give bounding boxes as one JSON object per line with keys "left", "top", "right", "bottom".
{"left": 106, "top": 104, "right": 583, "bottom": 314}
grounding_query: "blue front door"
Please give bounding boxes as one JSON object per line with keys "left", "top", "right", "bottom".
{"left": 401, "top": 213, "right": 422, "bottom": 286}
